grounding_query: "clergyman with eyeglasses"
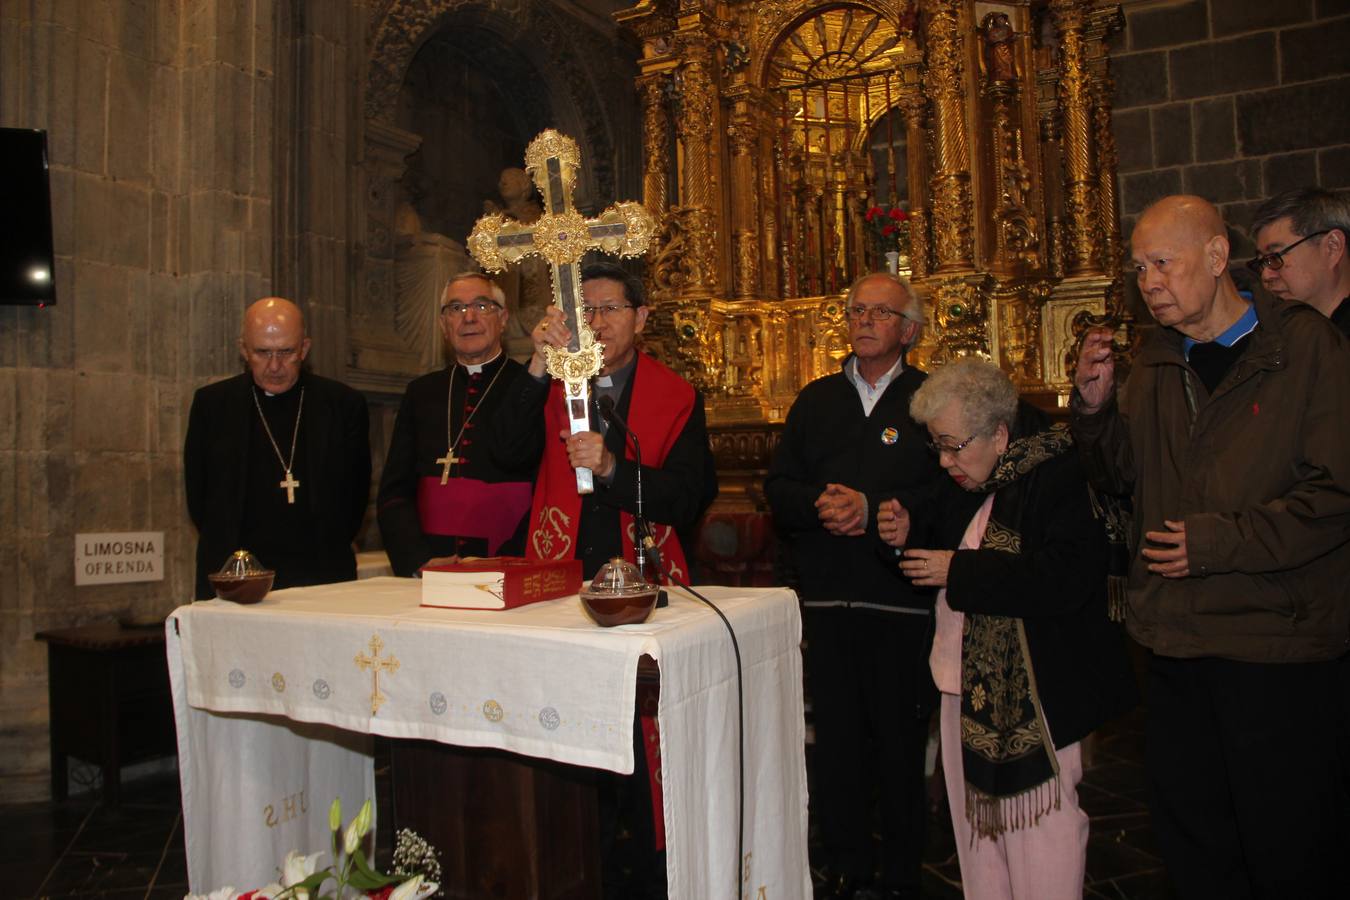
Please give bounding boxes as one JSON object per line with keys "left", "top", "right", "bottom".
{"left": 184, "top": 297, "right": 371, "bottom": 599}
{"left": 764, "top": 272, "right": 943, "bottom": 900}
{"left": 375, "top": 272, "right": 537, "bottom": 577}
{"left": 1071, "top": 195, "right": 1350, "bottom": 898}
{"left": 489, "top": 261, "right": 715, "bottom": 584}
{"left": 486, "top": 261, "right": 715, "bottom": 895}
{"left": 1250, "top": 186, "right": 1350, "bottom": 338}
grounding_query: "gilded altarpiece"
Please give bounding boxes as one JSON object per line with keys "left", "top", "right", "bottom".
{"left": 617, "top": 0, "right": 1130, "bottom": 580}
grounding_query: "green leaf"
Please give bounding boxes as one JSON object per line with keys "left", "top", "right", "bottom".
{"left": 348, "top": 847, "right": 401, "bottom": 889}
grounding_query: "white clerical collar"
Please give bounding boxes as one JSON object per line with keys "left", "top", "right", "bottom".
{"left": 460, "top": 350, "right": 502, "bottom": 376}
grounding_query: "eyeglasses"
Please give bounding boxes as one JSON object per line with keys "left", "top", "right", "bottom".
{"left": 440, "top": 300, "right": 503, "bottom": 316}
{"left": 1245, "top": 230, "right": 1330, "bottom": 274}
{"left": 248, "top": 348, "right": 300, "bottom": 363}
{"left": 926, "top": 434, "right": 978, "bottom": 455}
{"left": 581, "top": 304, "right": 635, "bottom": 320}
{"left": 847, "top": 304, "right": 912, "bottom": 323}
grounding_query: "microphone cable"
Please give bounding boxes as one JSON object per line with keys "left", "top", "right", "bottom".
{"left": 596, "top": 394, "right": 746, "bottom": 898}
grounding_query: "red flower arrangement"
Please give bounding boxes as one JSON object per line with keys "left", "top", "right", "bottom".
{"left": 863, "top": 204, "right": 912, "bottom": 266}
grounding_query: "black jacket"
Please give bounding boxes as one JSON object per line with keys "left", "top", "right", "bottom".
{"left": 930, "top": 406, "right": 1137, "bottom": 748}
{"left": 184, "top": 371, "right": 370, "bottom": 599}
{"left": 765, "top": 357, "right": 941, "bottom": 612}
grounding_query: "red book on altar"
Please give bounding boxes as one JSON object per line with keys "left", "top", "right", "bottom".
{"left": 419, "top": 557, "right": 583, "bottom": 610}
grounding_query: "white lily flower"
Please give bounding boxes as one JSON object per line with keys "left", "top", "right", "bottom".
{"left": 281, "top": 849, "right": 325, "bottom": 887}
{"left": 388, "top": 874, "right": 429, "bottom": 900}
{"left": 342, "top": 799, "right": 373, "bottom": 855}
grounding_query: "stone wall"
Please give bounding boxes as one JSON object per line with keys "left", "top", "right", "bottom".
{"left": 0, "top": 0, "right": 279, "bottom": 802}
{"left": 1110, "top": 0, "right": 1350, "bottom": 254}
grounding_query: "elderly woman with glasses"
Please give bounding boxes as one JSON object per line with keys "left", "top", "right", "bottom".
{"left": 878, "top": 357, "right": 1136, "bottom": 900}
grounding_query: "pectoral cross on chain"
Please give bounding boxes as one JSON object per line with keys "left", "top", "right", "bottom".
{"left": 467, "top": 129, "right": 657, "bottom": 494}
{"left": 435, "top": 450, "right": 460, "bottom": 485}
{"left": 279, "top": 470, "right": 300, "bottom": 504}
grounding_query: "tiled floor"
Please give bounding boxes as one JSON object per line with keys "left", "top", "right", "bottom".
{"left": 3, "top": 709, "right": 1169, "bottom": 900}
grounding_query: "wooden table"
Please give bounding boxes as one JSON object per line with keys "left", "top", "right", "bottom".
{"left": 37, "top": 623, "right": 176, "bottom": 806}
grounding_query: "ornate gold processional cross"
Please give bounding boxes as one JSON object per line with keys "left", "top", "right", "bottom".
{"left": 467, "top": 130, "right": 656, "bottom": 494}
{"left": 354, "top": 634, "right": 399, "bottom": 716}
{"left": 435, "top": 450, "right": 460, "bottom": 485}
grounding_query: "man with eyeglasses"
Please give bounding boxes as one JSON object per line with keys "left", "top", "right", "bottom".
{"left": 376, "top": 272, "right": 535, "bottom": 577}
{"left": 184, "top": 297, "right": 370, "bottom": 599}
{"left": 490, "top": 261, "right": 715, "bottom": 583}
{"left": 488, "top": 261, "right": 715, "bottom": 896}
{"left": 1072, "top": 195, "right": 1350, "bottom": 898}
{"left": 1250, "top": 187, "right": 1350, "bottom": 338}
{"left": 765, "top": 272, "right": 942, "bottom": 900}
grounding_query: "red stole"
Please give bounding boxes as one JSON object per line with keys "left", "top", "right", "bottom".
{"left": 526, "top": 352, "right": 694, "bottom": 584}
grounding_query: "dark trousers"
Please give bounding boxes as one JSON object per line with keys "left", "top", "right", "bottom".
{"left": 804, "top": 607, "right": 934, "bottom": 891}
{"left": 1146, "top": 653, "right": 1347, "bottom": 900}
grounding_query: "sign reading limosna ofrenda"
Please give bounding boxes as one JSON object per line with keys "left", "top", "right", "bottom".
{"left": 75, "top": 532, "right": 165, "bottom": 585}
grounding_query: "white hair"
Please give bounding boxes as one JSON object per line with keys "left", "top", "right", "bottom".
{"left": 909, "top": 356, "right": 1017, "bottom": 436}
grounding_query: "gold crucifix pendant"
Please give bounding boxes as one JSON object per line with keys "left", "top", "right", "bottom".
{"left": 435, "top": 450, "right": 461, "bottom": 485}
{"left": 279, "top": 470, "right": 300, "bottom": 504}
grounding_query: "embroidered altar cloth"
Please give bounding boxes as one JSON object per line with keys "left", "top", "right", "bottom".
{"left": 167, "top": 578, "right": 810, "bottom": 899}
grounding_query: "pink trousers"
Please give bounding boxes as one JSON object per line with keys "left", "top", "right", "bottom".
{"left": 940, "top": 692, "right": 1089, "bottom": 900}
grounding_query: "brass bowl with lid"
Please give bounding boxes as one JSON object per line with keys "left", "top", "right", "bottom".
{"left": 580, "top": 558, "right": 659, "bottom": 627}
{"left": 207, "top": 549, "right": 275, "bottom": 604}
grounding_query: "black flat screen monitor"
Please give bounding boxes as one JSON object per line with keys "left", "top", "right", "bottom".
{"left": 1, "top": 128, "right": 57, "bottom": 306}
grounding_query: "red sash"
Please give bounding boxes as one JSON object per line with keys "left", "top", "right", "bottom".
{"left": 526, "top": 352, "right": 694, "bottom": 583}
{"left": 416, "top": 476, "right": 532, "bottom": 555}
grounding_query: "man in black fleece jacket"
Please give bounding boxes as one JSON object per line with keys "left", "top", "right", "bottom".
{"left": 766, "top": 273, "right": 943, "bottom": 900}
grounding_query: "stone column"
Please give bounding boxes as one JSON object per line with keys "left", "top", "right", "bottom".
{"left": 922, "top": 0, "right": 975, "bottom": 273}
{"left": 1051, "top": 0, "right": 1101, "bottom": 276}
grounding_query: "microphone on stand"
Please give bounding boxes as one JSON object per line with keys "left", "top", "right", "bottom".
{"left": 600, "top": 396, "right": 744, "bottom": 894}
{"left": 596, "top": 395, "right": 665, "bottom": 602}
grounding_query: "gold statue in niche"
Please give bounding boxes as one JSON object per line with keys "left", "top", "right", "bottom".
{"left": 619, "top": 0, "right": 1132, "bottom": 435}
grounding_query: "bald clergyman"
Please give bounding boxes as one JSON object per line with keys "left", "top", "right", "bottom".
{"left": 184, "top": 297, "right": 371, "bottom": 599}
{"left": 1071, "top": 195, "right": 1350, "bottom": 898}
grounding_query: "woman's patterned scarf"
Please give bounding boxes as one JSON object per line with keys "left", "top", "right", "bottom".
{"left": 960, "top": 422, "right": 1074, "bottom": 838}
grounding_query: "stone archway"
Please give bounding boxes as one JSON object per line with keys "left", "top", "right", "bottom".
{"left": 353, "top": 0, "right": 629, "bottom": 390}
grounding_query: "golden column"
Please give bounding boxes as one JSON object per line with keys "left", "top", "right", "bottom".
{"left": 894, "top": 60, "right": 931, "bottom": 279}
{"left": 727, "top": 90, "right": 761, "bottom": 300}
{"left": 922, "top": 0, "right": 976, "bottom": 273}
{"left": 639, "top": 73, "right": 671, "bottom": 219}
{"left": 1087, "top": 5, "right": 1125, "bottom": 278}
{"left": 673, "top": 34, "right": 720, "bottom": 296}
{"left": 1050, "top": 0, "right": 1102, "bottom": 276}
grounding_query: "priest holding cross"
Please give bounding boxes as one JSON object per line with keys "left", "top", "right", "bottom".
{"left": 480, "top": 132, "right": 716, "bottom": 896}
{"left": 475, "top": 131, "right": 716, "bottom": 583}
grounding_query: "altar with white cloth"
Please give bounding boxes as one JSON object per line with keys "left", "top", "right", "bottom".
{"left": 167, "top": 577, "right": 810, "bottom": 898}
